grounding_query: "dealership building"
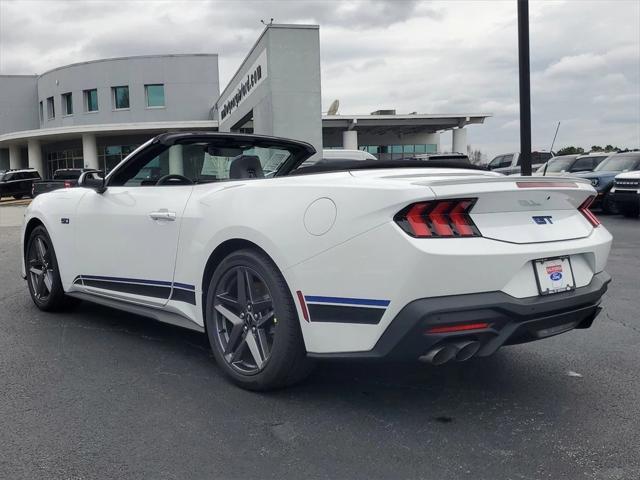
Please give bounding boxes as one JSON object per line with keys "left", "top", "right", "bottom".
{"left": 0, "top": 24, "right": 490, "bottom": 178}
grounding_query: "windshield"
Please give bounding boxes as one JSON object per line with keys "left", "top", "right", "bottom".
{"left": 110, "top": 140, "right": 295, "bottom": 187}
{"left": 594, "top": 154, "right": 640, "bottom": 172}
{"left": 536, "top": 155, "right": 577, "bottom": 173}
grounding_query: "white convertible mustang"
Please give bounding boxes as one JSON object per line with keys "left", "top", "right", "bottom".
{"left": 22, "top": 132, "right": 612, "bottom": 390}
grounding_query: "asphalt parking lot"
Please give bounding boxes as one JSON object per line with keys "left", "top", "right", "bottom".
{"left": 0, "top": 211, "right": 638, "bottom": 480}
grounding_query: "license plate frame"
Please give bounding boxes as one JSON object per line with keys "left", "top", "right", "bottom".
{"left": 532, "top": 256, "right": 576, "bottom": 296}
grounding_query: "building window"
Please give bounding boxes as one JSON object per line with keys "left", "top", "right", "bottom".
{"left": 84, "top": 89, "right": 99, "bottom": 112}
{"left": 39, "top": 101, "right": 44, "bottom": 124}
{"left": 112, "top": 86, "right": 130, "bottom": 110}
{"left": 98, "top": 144, "right": 138, "bottom": 173}
{"left": 145, "top": 84, "right": 165, "bottom": 107}
{"left": 62, "top": 93, "right": 73, "bottom": 116}
{"left": 46, "top": 97, "right": 55, "bottom": 119}
{"left": 46, "top": 149, "right": 83, "bottom": 179}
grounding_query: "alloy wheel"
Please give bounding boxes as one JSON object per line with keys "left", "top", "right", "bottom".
{"left": 28, "top": 235, "right": 54, "bottom": 301}
{"left": 213, "top": 266, "right": 277, "bottom": 374}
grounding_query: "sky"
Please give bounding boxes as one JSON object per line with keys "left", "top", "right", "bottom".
{"left": 0, "top": 0, "right": 638, "bottom": 159}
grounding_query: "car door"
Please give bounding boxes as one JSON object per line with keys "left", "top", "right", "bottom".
{"left": 73, "top": 143, "right": 194, "bottom": 307}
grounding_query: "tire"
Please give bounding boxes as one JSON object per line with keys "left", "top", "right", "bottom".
{"left": 25, "top": 225, "right": 77, "bottom": 311}
{"left": 600, "top": 192, "right": 618, "bottom": 215}
{"left": 205, "top": 248, "right": 314, "bottom": 391}
{"left": 620, "top": 204, "right": 640, "bottom": 218}
{"left": 13, "top": 194, "right": 23, "bottom": 200}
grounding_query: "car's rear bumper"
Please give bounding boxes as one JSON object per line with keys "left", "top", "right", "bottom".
{"left": 308, "top": 271, "right": 611, "bottom": 361}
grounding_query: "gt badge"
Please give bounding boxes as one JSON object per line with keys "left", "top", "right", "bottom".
{"left": 61, "top": 218, "right": 70, "bottom": 224}
{"left": 532, "top": 215, "right": 553, "bottom": 224}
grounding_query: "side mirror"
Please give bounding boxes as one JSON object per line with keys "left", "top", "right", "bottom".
{"left": 78, "top": 172, "right": 107, "bottom": 193}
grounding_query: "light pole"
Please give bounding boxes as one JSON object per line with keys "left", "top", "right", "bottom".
{"left": 518, "top": 0, "right": 532, "bottom": 176}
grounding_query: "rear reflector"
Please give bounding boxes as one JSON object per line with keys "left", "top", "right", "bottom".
{"left": 579, "top": 195, "right": 600, "bottom": 227}
{"left": 296, "top": 290, "right": 310, "bottom": 322}
{"left": 395, "top": 198, "right": 481, "bottom": 238}
{"left": 516, "top": 181, "right": 578, "bottom": 188}
{"left": 427, "top": 322, "right": 491, "bottom": 334}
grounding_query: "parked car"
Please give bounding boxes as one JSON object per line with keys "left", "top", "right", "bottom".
{"left": 322, "top": 149, "right": 377, "bottom": 161}
{"left": 32, "top": 168, "right": 102, "bottom": 197}
{"left": 22, "top": 132, "right": 612, "bottom": 390}
{"left": 611, "top": 170, "right": 640, "bottom": 217}
{"left": 410, "top": 152, "right": 472, "bottom": 166}
{"left": 0, "top": 169, "right": 41, "bottom": 200}
{"left": 572, "top": 152, "right": 640, "bottom": 214}
{"left": 535, "top": 152, "right": 609, "bottom": 176}
{"left": 487, "top": 151, "right": 554, "bottom": 175}
{"left": 300, "top": 149, "right": 377, "bottom": 167}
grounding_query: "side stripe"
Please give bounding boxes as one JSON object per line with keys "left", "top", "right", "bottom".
{"left": 74, "top": 275, "right": 196, "bottom": 305}
{"left": 304, "top": 295, "right": 390, "bottom": 308}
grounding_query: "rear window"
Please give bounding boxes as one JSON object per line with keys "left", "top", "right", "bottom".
{"left": 54, "top": 170, "right": 83, "bottom": 180}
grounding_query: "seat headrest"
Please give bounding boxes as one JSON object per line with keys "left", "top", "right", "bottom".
{"left": 229, "top": 155, "right": 264, "bottom": 179}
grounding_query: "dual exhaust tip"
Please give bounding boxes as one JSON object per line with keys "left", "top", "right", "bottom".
{"left": 419, "top": 340, "right": 481, "bottom": 365}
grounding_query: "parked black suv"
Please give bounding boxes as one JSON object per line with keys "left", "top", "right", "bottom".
{"left": 0, "top": 169, "right": 41, "bottom": 200}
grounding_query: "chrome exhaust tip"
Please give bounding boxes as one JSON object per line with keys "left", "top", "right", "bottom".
{"left": 419, "top": 344, "right": 458, "bottom": 365}
{"left": 452, "top": 340, "right": 481, "bottom": 361}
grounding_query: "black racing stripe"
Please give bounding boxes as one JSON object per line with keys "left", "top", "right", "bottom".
{"left": 170, "top": 288, "right": 196, "bottom": 305}
{"left": 307, "top": 304, "right": 385, "bottom": 325}
{"left": 82, "top": 279, "right": 171, "bottom": 299}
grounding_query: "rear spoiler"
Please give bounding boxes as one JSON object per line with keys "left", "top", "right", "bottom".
{"left": 418, "top": 176, "right": 593, "bottom": 188}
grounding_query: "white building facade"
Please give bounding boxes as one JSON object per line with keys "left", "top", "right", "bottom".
{"left": 0, "top": 25, "right": 490, "bottom": 178}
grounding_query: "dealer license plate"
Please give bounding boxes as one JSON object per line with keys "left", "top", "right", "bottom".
{"left": 533, "top": 256, "right": 576, "bottom": 295}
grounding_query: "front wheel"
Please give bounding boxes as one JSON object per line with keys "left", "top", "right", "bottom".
{"left": 205, "top": 249, "right": 314, "bottom": 390}
{"left": 620, "top": 203, "right": 640, "bottom": 218}
{"left": 26, "top": 226, "right": 77, "bottom": 311}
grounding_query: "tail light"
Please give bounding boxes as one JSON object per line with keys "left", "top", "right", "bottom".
{"left": 579, "top": 195, "right": 600, "bottom": 227}
{"left": 394, "top": 198, "right": 481, "bottom": 238}
{"left": 64, "top": 180, "right": 72, "bottom": 188}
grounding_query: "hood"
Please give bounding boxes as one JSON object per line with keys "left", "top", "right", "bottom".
{"left": 615, "top": 170, "right": 640, "bottom": 180}
{"left": 572, "top": 171, "right": 617, "bottom": 191}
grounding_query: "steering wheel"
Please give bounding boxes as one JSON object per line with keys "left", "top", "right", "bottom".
{"left": 155, "top": 174, "right": 194, "bottom": 186}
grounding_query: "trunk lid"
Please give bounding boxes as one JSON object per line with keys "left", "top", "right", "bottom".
{"left": 350, "top": 169, "right": 596, "bottom": 244}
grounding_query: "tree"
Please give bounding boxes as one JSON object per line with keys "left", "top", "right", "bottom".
{"left": 466, "top": 146, "right": 484, "bottom": 165}
{"left": 556, "top": 146, "right": 584, "bottom": 155}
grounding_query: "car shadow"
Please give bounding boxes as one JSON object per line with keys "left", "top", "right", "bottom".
{"left": 59, "top": 300, "right": 566, "bottom": 409}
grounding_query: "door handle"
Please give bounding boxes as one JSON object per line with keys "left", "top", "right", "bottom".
{"left": 149, "top": 210, "right": 176, "bottom": 221}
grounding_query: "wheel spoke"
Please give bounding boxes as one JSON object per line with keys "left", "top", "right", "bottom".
{"left": 251, "top": 297, "right": 272, "bottom": 313}
{"left": 229, "top": 334, "right": 248, "bottom": 363}
{"left": 216, "top": 292, "right": 239, "bottom": 308}
{"left": 214, "top": 304, "right": 243, "bottom": 326}
{"left": 224, "top": 323, "right": 245, "bottom": 354}
{"left": 35, "top": 237, "right": 47, "bottom": 262}
{"left": 255, "top": 310, "right": 275, "bottom": 327}
{"left": 256, "top": 328, "right": 271, "bottom": 359}
{"left": 245, "top": 331, "right": 264, "bottom": 369}
{"left": 236, "top": 268, "right": 247, "bottom": 307}
{"left": 29, "top": 266, "right": 44, "bottom": 276}
{"left": 244, "top": 269, "right": 258, "bottom": 304}
{"left": 43, "top": 270, "right": 53, "bottom": 292}
{"left": 35, "top": 274, "right": 46, "bottom": 297}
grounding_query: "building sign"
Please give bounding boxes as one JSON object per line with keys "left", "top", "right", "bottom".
{"left": 218, "top": 50, "right": 268, "bottom": 122}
